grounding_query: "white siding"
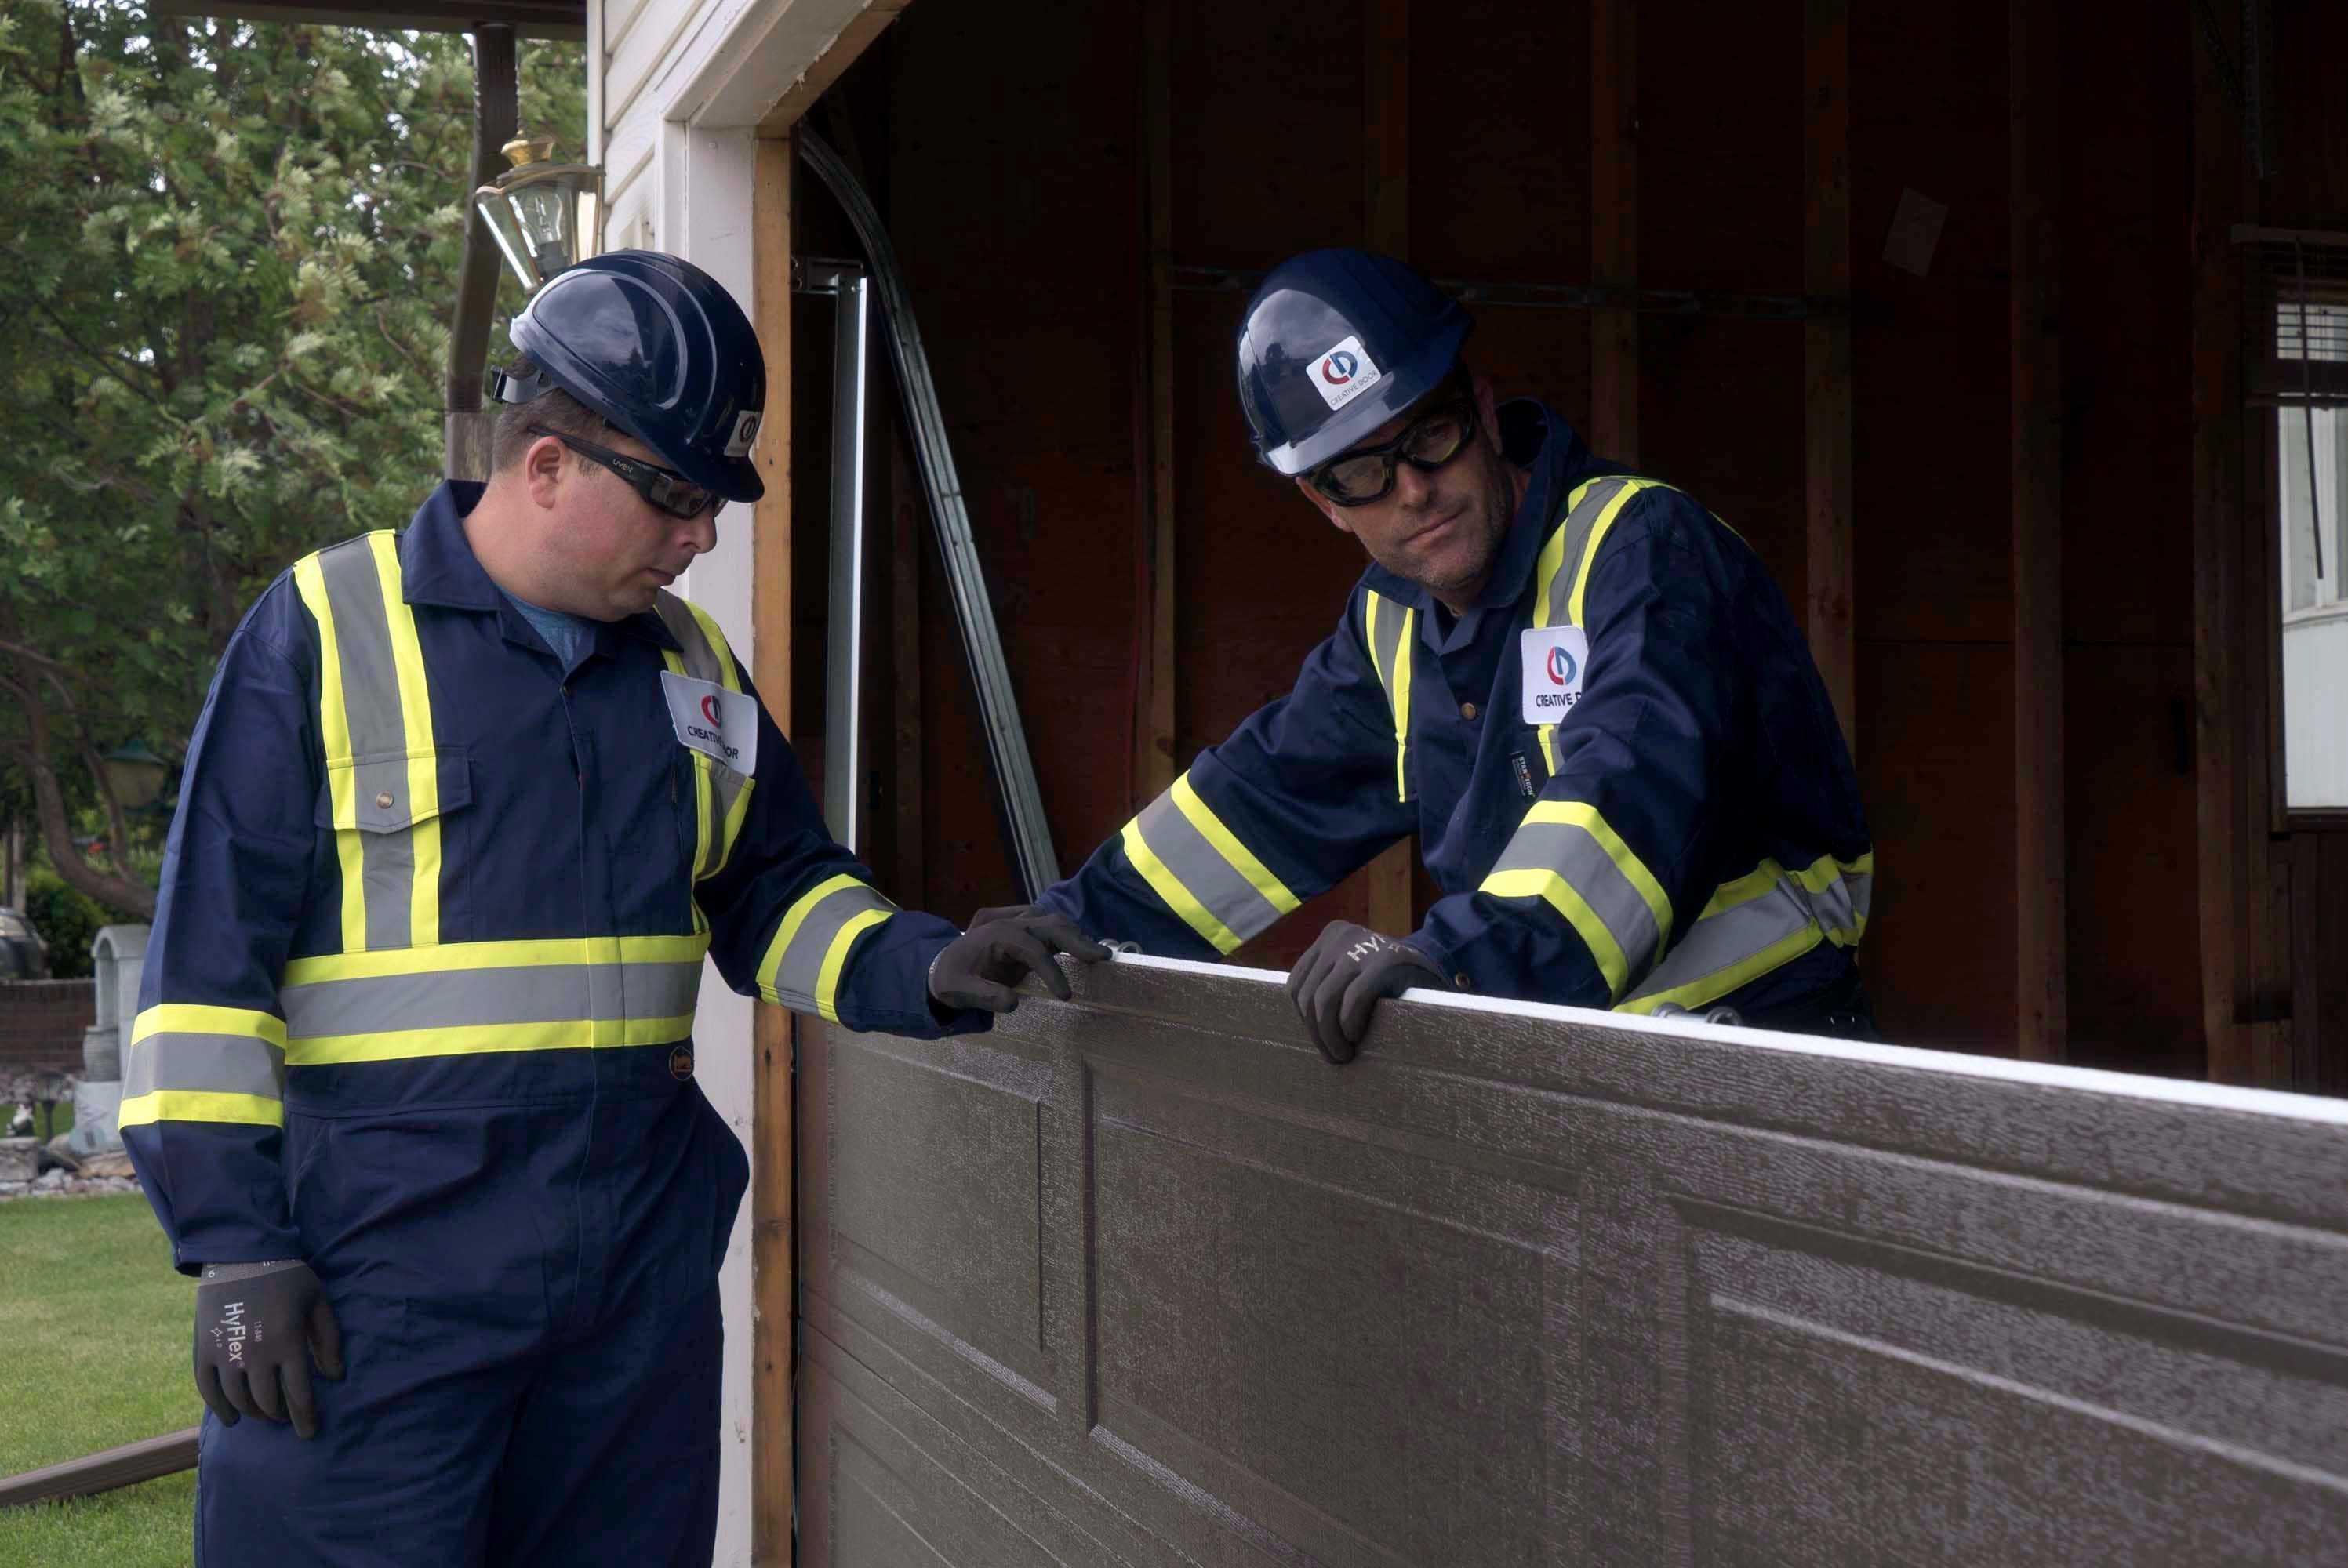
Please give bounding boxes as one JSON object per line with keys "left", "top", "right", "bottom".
{"left": 588, "top": 4, "right": 889, "bottom": 1562}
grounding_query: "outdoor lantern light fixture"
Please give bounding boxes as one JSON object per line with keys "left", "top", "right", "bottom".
{"left": 473, "top": 134, "right": 605, "bottom": 295}
{"left": 100, "top": 740, "right": 169, "bottom": 812}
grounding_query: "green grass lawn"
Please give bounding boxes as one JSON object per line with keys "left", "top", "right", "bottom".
{"left": 0, "top": 1193, "right": 199, "bottom": 1568}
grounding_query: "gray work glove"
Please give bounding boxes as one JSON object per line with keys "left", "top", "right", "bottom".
{"left": 929, "top": 911, "right": 1111, "bottom": 1013}
{"left": 194, "top": 1259, "right": 344, "bottom": 1439}
{"left": 1286, "top": 920, "right": 1446, "bottom": 1065}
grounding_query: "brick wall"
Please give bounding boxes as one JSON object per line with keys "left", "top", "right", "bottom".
{"left": 0, "top": 979, "right": 95, "bottom": 1077}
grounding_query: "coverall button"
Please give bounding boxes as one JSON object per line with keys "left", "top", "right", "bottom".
{"left": 1460, "top": 701, "right": 1478, "bottom": 720}
{"left": 1454, "top": 971, "right": 1472, "bottom": 989}
{"left": 374, "top": 791, "right": 394, "bottom": 810}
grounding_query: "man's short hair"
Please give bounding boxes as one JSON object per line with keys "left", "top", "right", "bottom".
{"left": 491, "top": 358, "right": 613, "bottom": 474}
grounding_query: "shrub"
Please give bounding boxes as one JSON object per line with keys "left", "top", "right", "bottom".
{"left": 24, "top": 869, "right": 136, "bottom": 981}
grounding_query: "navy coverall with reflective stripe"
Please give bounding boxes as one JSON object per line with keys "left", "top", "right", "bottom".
{"left": 1041, "top": 401, "right": 1873, "bottom": 1021}
{"left": 124, "top": 482, "right": 983, "bottom": 1567}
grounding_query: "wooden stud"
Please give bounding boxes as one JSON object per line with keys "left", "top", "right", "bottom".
{"left": 2190, "top": 9, "right": 2252, "bottom": 1086}
{"left": 1364, "top": 0, "right": 1415, "bottom": 937}
{"left": 1589, "top": 0, "right": 1637, "bottom": 464}
{"left": 2009, "top": 0, "right": 2064, "bottom": 1062}
{"left": 747, "top": 129, "right": 796, "bottom": 1567}
{"left": 1139, "top": 0, "right": 1178, "bottom": 804}
{"left": 1803, "top": 0, "right": 1856, "bottom": 749}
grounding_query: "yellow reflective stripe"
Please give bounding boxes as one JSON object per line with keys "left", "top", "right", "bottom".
{"left": 285, "top": 1014, "right": 699, "bottom": 1067}
{"left": 1565, "top": 478, "right": 1667, "bottom": 626}
{"left": 816, "top": 908, "right": 893, "bottom": 1024}
{"left": 684, "top": 600, "right": 743, "bottom": 692}
{"left": 1616, "top": 924, "right": 1824, "bottom": 1016}
{"left": 1169, "top": 775, "right": 1300, "bottom": 921}
{"left": 1790, "top": 848, "right": 1873, "bottom": 943}
{"left": 714, "top": 772, "right": 756, "bottom": 879}
{"left": 1121, "top": 818, "right": 1241, "bottom": 955}
{"left": 1696, "top": 862, "right": 1785, "bottom": 920}
{"left": 294, "top": 554, "right": 367, "bottom": 952}
{"left": 660, "top": 647, "right": 714, "bottom": 922}
{"left": 1531, "top": 499, "right": 1579, "bottom": 630}
{"left": 1390, "top": 604, "right": 1415, "bottom": 801}
{"left": 1482, "top": 866, "right": 1630, "bottom": 997}
{"left": 117, "top": 1090, "right": 284, "bottom": 1129}
{"left": 758, "top": 874, "right": 860, "bottom": 993}
{"left": 131, "top": 1004, "right": 287, "bottom": 1049}
{"left": 283, "top": 934, "right": 710, "bottom": 986}
{"left": 1517, "top": 800, "right": 1674, "bottom": 947}
{"left": 368, "top": 533, "right": 442, "bottom": 947}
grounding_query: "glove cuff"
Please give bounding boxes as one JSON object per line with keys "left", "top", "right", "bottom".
{"left": 199, "top": 1258, "right": 308, "bottom": 1286}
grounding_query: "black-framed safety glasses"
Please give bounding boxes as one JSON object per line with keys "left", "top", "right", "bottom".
{"left": 1307, "top": 382, "right": 1480, "bottom": 506}
{"left": 529, "top": 425, "right": 723, "bottom": 520}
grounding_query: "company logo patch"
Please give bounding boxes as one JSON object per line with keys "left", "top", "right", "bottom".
{"left": 723, "top": 408, "right": 763, "bottom": 458}
{"left": 1521, "top": 626, "right": 1590, "bottom": 724}
{"left": 668, "top": 1044, "right": 695, "bottom": 1081}
{"left": 661, "top": 671, "right": 760, "bottom": 775}
{"left": 1307, "top": 334, "right": 1383, "bottom": 412}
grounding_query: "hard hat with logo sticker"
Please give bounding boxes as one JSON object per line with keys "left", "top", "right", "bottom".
{"left": 1236, "top": 248, "right": 1473, "bottom": 477}
{"left": 490, "top": 250, "right": 769, "bottom": 503}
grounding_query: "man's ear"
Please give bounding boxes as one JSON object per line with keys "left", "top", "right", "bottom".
{"left": 1470, "top": 372, "right": 1503, "bottom": 452}
{"left": 1294, "top": 474, "right": 1355, "bottom": 537}
{"left": 522, "top": 434, "right": 567, "bottom": 509}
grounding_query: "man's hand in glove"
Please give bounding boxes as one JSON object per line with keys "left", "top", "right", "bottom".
{"left": 194, "top": 1259, "right": 344, "bottom": 1439}
{"left": 930, "top": 910, "right": 1111, "bottom": 1013}
{"left": 1286, "top": 920, "right": 1447, "bottom": 1065}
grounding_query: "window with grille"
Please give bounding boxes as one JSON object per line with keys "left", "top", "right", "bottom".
{"left": 2243, "top": 227, "right": 2348, "bottom": 810}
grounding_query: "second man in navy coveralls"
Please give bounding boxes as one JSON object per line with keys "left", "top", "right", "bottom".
{"left": 1032, "top": 249, "right": 1876, "bottom": 1062}
{"left": 119, "top": 252, "right": 1101, "bottom": 1566}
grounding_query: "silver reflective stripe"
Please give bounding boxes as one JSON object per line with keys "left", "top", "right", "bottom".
{"left": 123, "top": 1031, "right": 286, "bottom": 1102}
{"left": 1133, "top": 789, "right": 1286, "bottom": 948}
{"left": 1807, "top": 869, "right": 1871, "bottom": 937}
{"left": 279, "top": 961, "right": 705, "bottom": 1041}
{"left": 772, "top": 881, "right": 896, "bottom": 1011}
{"left": 1541, "top": 475, "right": 1634, "bottom": 628}
{"left": 1628, "top": 879, "right": 1816, "bottom": 1004}
{"left": 656, "top": 591, "right": 751, "bottom": 880}
{"left": 1365, "top": 590, "right": 1407, "bottom": 690}
{"left": 656, "top": 592, "right": 725, "bottom": 685}
{"left": 319, "top": 537, "right": 414, "bottom": 949}
{"left": 1489, "top": 818, "right": 1665, "bottom": 984}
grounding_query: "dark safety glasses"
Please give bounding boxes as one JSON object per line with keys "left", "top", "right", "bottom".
{"left": 529, "top": 426, "right": 723, "bottom": 520}
{"left": 1307, "top": 386, "right": 1479, "bottom": 506}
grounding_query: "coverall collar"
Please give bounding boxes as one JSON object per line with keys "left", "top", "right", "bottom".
{"left": 1358, "top": 398, "right": 1591, "bottom": 648}
{"left": 396, "top": 480, "right": 684, "bottom": 655}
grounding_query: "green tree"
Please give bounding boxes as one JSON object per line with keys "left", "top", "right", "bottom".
{"left": 0, "top": 1, "right": 581, "bottom": 916}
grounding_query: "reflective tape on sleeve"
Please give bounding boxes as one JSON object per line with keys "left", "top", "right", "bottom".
{"left": 1479, "top": 800, "right": 1672, "bottom": 999}
{"left": 118, "top": 1005, "right": 289, "bottom": 1128}
{"left": 758, "top": 874, "right": 897, "bottom": 1022}
{"left": 1363, "top": 590, "right": 1416, "bottom": 803}
{"left": 1121, "top": 774, "right": 1301, "bottom": 955}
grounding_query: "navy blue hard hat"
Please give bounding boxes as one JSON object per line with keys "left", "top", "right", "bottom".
{"left": 1237, "top": 249, "right": 1473, "bottom": 476}
{"left": 494, "top": 250, "right": 767, "bottom": 503}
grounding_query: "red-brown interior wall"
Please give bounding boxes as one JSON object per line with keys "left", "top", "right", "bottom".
{"left": 786, "top": 0, "right": 2253, "bottom": 1070}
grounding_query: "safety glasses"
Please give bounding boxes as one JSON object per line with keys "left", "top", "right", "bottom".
{"left": 529, "top": 426, "right": 723, "bottom": 520}
{"left": 1307, "top": 385, "right": 1479, "bottom": 506}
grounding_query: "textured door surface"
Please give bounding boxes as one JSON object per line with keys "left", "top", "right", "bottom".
{"left": 795, "top": 954, "right": 2348, "bottom": 1566}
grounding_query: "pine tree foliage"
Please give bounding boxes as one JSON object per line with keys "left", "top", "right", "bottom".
{"left": 0, "top": 0, "right": 583, "bottom": 914}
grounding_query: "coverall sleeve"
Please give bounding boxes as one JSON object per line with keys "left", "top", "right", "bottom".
{"left": 1411, "top": 492, "right": 1737, "bottom": 1008}
{"left": 696, "top": 669, "right": 986, "bottom": 1038}
{"left": 1038, "top": 594, "right": 1415, "bottom": 958}
{"left": 122, "top": 597, "right": 318, "bottom": 1275}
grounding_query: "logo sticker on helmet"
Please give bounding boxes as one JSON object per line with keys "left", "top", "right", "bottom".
{"left": 724, "top": 408, "right": 764, "bottom": 458}
{"left": 1309, "top": 335, "right": 1383, "bottom": 413}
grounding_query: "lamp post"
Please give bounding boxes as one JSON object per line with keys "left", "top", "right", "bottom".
{"left": 473, "top": 136, "right": 605, "bottom": 296}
